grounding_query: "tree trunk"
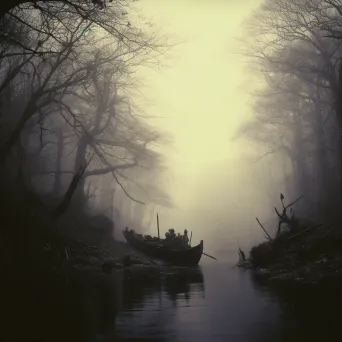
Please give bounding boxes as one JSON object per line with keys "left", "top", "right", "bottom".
{"left": 312, "top": 101, "right": 330, "bottom": 219}
{"left": 336, "top": 60, "right": 342, "bottom": 230}
{"left": 73, "top": 134, "right": 89, "bottom": 199}
{"left": 292, "top": 115, "right": 309, "bottom": 199}
{"left": 0, "top": 98, "right": 39, "bottom": 163}
{"left": 52, "top": 129, "right": 64, "bottom": 197}
{"left": 0, "top": 115, "right": 28, "bottom": 163}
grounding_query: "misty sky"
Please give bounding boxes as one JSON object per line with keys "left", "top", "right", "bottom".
{"left": 129, "top": 0, "right": 276, "bottom": 254}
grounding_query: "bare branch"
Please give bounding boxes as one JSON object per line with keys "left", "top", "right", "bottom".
{"left": 285, "top": 195, "right": 303, "bottom": 209}
{"left": 255, "top": 217, "right": 273, "bottom": 241}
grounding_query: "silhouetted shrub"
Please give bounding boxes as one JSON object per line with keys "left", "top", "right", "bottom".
{"left": 249, "top": 241, "right": 276, "bottom": 267}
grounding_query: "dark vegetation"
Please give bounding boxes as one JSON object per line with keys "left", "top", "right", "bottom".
{"left": 239, "top": 194, "right": 342, "bottom": 284}
{"left": 0, "top": 0, "right": 174, "bottom": 308}
{"left": 0, "top": 3, "right": 175, "bottom": 340}
{"left": 236, "top": 0, "right": 342, "bottom": 283}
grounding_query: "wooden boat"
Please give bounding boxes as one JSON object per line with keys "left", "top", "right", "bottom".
{"left": 122, "top": 229, "right": 204, "bottom": 266}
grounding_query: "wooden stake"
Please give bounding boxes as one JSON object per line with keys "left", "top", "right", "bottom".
{"left": 157, "top": 213, "right": 160, "bottom": 239}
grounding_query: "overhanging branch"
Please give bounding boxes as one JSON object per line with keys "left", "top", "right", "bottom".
{"left": 83, "top": 161, "right": 136, "bottom": 177}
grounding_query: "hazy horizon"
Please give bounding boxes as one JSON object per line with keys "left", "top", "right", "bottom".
{"left": 124, "top": 0, "right": 281, "bottom": 254}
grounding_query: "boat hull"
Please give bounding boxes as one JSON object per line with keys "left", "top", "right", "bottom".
{"left": 123, "top": 230, "right": 203, "bottom": 266}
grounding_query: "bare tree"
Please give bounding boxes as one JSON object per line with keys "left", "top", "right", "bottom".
{"left": 238, "top": 0, "right": 342, "bottom": 223}
{"left": 0, "top": 0, "right": 166, "bottom": 158}
{"left": 0, "top": 0, "right": 119, "bottom": 19}
{"left": 56, "top": 56, "right": 167, "bottom": 200}
{"left": 0, "top": 0, "right": 172, "bottom": 228}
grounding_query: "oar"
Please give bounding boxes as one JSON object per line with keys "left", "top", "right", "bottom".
{"left": 191, "top": 231, "right": 217, "bottom": 260}
{"left": 203, "top": 252, "right": 217, "bottom": 260}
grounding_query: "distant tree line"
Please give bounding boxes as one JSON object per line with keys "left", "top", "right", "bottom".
{"left": 239, "top": 0, "right": 342, "bottom": 228}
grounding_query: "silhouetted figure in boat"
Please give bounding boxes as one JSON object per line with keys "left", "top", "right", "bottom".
{"left": 169, "top": 228, "right": 176, "bottom": 239}
{"left": 171, "top": 232, "right": 184, "bottom": 248}
{"left": 182, "top": 229, "right": 189, "bottom": 247}
{"left": 164, "top": 229, "right": 180, "bottom": 248}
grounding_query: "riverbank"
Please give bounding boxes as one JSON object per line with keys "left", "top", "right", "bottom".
{"left": 1, "top": 226, "right": 201, "bottom": 341}
{"left": 6, "top": 234, "right": 164, "bottom": 277}
{"left": 237, "top": 223, "right": 342, "bottom": 285}
{"left": 0, "top": 178, "right": 166, "bottom": 282}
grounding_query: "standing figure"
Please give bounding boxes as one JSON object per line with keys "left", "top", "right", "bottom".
{"left": 182, "top": 229, "right": 189, "bottom": 247}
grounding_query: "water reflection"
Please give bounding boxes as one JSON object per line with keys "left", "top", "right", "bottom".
{"left": 2, "top": 270, "right": 120, "bottom": 342}
{"left": 117, "top": 267, "right": 204, "bottom": 310}
{"left": 115, "top": 267, "right": 205, "bottom": 341}
{"left": 250, "top": 272, "right": 342, "bottom": 342}
{"left": 2, "top": 265, "right": 341, "bottom": 342}
{"left": 2, "top": 266, "right": 205, "bottom": 342}
{"left": 116, "top": 265, "right": 341, "bottom": 342}
{"left": 163, "top": 267, "right": 204, "bottom": 304}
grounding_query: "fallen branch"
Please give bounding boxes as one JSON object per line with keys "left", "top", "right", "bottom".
{"left": 256, "top": 217, "right": 273, "bottom": 241}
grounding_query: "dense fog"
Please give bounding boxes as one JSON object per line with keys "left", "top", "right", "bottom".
{"left": 0, "top": 0, "right": 341, "bottom": 264}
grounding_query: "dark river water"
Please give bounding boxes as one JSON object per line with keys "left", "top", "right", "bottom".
{"left": 2, "top": 262, "right": 341, "bottom": 342}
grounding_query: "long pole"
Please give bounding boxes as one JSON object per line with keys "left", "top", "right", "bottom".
{"left": 157, "top": 213, "right": 160, "bottom": 239}
{"left": 189, "top": 231, "right": 192, "bottom": 246}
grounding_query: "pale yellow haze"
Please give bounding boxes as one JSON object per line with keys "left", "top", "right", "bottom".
{"left": 131, "top": 0, "right": 271, "bottom": 258}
